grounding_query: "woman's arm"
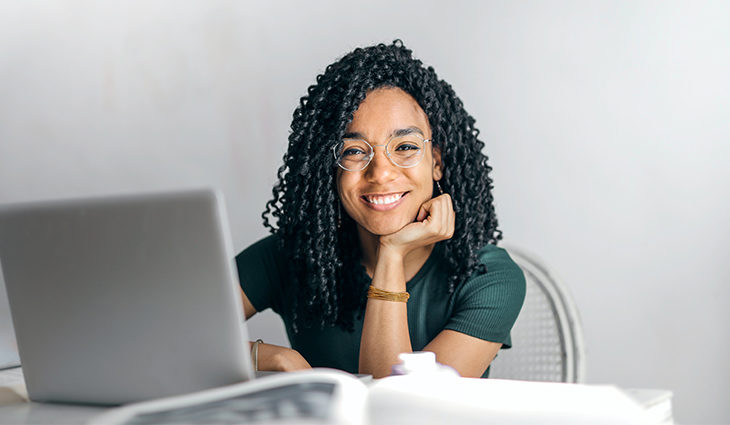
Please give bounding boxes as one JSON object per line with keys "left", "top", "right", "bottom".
{"left": 359, "top": 267, "right": 503, "bottom": 378}
{"left": 358, "top": 245, "right": 412, "bottom": 377}
{"left": 241, "top": 289, "right": 311, "bottom": 371}
{"left": 241, "top": 289, "right": 257, "bottom": 320}
{"left": 359, "top": 194, "right": 508, "bottom": 378}
{"left": 359, "top": 194, "right": 455, "bottom": 378}
{"left": 423, "top": 330, "right": 501, "bottom": 378}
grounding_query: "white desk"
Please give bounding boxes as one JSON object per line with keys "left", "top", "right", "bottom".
{"left": 0, "top": 367, "right": 674, "bottom": 425}
{"left": 0, "top": 368, "right": 102, "bottom": 424}
{"left": 0, "top": 401, "right": 104, "bottom": 425}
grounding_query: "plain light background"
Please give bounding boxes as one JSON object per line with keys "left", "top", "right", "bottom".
{"left": 0, "top": 1, "right": 728, "bottom": 423}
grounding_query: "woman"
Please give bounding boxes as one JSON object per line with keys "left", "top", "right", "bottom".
{"left": 236, "top": 40, "right": 525, "bottom": 379}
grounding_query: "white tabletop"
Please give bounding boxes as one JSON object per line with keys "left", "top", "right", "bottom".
{"left": 0, "top": 368, "right": 105, "bottom": 424}
{"left": 0, "top": 367, "right": 674, "bottom": 425}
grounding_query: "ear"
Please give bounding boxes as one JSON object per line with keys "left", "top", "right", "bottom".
{"left": 432, "top": 145, "right": 443, "bottom": 181}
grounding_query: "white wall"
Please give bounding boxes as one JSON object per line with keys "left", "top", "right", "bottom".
{"left": 1, "top": 1, "right": 728, "bottom": 423}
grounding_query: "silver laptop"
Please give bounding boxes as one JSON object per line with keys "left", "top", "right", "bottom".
{"left": 0, "top": 268, "right": 21, "bottom": 370}
{"left": 0, "top": 189, "right": 255, "bottom": 405}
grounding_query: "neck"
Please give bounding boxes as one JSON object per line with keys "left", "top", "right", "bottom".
{"left": 356, "top": 225, "right": 435, "bottom": 281}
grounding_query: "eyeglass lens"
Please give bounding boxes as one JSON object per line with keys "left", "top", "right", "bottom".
{"left": 335, "top": 136, "right": 426, "bottom": 171}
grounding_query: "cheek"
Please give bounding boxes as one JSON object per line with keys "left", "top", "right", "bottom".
{"left": 336, "top": 174, "right": 358, "bottom": 208}
{"left": 409, "top": 167, "right": 436, "bottom": 195}
{"left": 335, "top": 171, "right": 347, "bottom": 198}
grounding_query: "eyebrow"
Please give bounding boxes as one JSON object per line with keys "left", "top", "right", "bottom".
{"left": 342, "top": 126, "right": 425, "bottom": 140}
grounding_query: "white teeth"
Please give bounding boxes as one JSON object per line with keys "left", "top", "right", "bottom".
{"left": 365, "top": 193, "right": 403, "bottom": 205}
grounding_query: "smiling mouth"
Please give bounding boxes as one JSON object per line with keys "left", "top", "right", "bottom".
{"left": 361, "top": 192, "right": 408, "bottom": 206}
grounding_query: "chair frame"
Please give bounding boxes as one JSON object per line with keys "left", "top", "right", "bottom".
{"left": 498, "top": 245, "right": 587, "bottom": 383}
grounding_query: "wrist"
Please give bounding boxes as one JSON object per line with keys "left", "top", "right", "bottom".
{"left": 273, "top": 348, "right": 309, "bottom": 371}
{"left": 377, "top": 242, "right": 407, "bottom": 263}
{"left": 372, "top": 246, "right": 407, "bottom": 292}
{"left": 250, "top": 339, "right": 264, "bottom": 371}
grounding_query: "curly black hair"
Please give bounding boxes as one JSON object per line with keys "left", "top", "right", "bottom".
{"left": 262, "top": 40, "right": 501, "bottom": 333}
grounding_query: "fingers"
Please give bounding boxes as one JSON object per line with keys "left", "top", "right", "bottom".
{"left": 379, "top": 194, "right": 455, "bottom": 256}
{"left": 416, "top": 204, "right": 429, "bottom": 222}
{"left": 439, "top": 194, "right": 455, "bottom": 239}
{"left": 418, "top": 194, "right": 454, "bottom": 241}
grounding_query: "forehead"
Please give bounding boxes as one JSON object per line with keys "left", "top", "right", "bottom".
{"left": 346, "top": 87, "right": 431, "bottom": 139}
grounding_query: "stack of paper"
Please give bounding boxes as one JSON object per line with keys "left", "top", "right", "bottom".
{"left": 368, "top": 376, "right": 673, "bottom": 425}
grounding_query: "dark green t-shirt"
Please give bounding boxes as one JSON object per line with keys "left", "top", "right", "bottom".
{"left": 236, "top": 235, "right": 525, "bottom": 378}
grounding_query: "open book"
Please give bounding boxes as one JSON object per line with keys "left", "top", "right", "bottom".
{"left": 89, "top": 368, "right": 672, "bottom": 425}
{"left": 89, "top": 369, "right": 368, "bottom": 425}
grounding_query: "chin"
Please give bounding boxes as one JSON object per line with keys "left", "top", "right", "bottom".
{"left": 362, "top": 218, "right": 411, "bottom": 236}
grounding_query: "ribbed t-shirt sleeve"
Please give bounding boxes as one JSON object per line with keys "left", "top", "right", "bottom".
{"left": 444, "top": 245, "right": 526, "bottom": 348}
{"left": 234, "top": 235, "right": 285, "bottom": 314}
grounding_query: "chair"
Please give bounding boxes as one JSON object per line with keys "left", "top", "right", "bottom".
{"left": 488, "top": 245, "right": 586, "bottom": 383}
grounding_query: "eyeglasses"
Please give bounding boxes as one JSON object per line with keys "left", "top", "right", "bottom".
{"left": 332, "top": 134, "right": 431, "bottom": 172}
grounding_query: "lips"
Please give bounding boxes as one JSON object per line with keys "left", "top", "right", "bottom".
{"left": 360, "top": 191, "right": 409, "bottom": 211}
{"left": 363, "top": 192, "right": 405, "bottom": 205}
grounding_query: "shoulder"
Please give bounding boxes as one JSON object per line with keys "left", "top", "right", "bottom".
{"left": 455, "top": 244, "right": 526, "bottom": 307}
{"left": 235, "top": 233, "right": 287, "bottom": 281}
{"left": 476, "top": 244, "right": 524, "bottom": 277}
{"left": 235, "top": 234, "right": 282, "bottom": 262}
{"left": 235, "top": 233, "right": 287, "bottom": 313}
{"left": 443, "top": 243, "right": 526, "bottom": 348}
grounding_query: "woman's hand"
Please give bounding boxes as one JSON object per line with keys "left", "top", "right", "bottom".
{"left": 256, "top": 343, "right": 312, "bottom": 372}
{"left": 378, "top": 193, "right": 455, "bottom": 258}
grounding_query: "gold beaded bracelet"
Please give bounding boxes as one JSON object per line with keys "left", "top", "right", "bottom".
{"left": 367, "top": 285, "right": 410, "bottom": 303}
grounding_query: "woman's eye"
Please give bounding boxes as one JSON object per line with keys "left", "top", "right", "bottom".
{"left": 395, "top": 144, "right": 420, "bottom": 151}
{"left": 343, "top": 148, "right": 366, "bottom": 156}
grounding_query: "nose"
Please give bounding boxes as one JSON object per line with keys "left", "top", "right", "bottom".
{"left": 364, "top": 145, "right": 397, "bottom": 183}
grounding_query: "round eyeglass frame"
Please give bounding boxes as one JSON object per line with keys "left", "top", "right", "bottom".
{"left": 332, "top": 135, "right": 432, "bottom": 172}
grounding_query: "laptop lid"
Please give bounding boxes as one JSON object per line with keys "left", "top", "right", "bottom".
{"left": 0, "top": 189, "right": 254, "bottom": 405}
{"left": 0, "top": 267, "right": 21, "bottom": 370}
